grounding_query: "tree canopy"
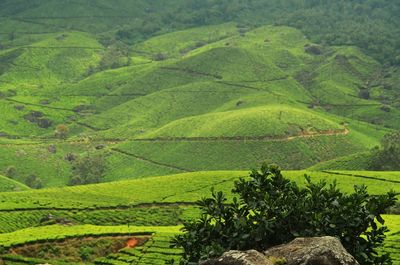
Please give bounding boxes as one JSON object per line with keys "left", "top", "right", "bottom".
{"left": 371, "top": 131, "right": 400, "bottom": 170}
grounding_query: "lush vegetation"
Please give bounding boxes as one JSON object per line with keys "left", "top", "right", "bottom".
{"left": 0, "top": 21, "right": 396, "bottom": 184}
{"left": 0, "top": 224, "right": 180, "bottom": 248}
{"left": 0, "top": 1, "right": 399, "bottom": 264}
{"left": 0, "top": 169, "right": 397, "bottom": 263}
{"left": 173, "top": 165, "right": 397, "bottom": 264}
{"left": 0, "top": 174, "right": 29, "bottom": 192}
{"left": 0, "top": 0, "right": 398, "bottom": 64}
{"left": 69, "top": 153, "right": 108, "bottom": 186}
{"left": 312, "top": 130, "right": 400, "bottom": 171}
{"left": 370, "top": 131, "right": 400, "bottom": 171}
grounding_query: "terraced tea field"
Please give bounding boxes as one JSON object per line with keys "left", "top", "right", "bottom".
{"left": 1, "top": 23, "right": 395, "bottom": 187}
{"left": 383, "top": 215, "right": 400, "bottom": 263}
{"left": 0, "top": 170, "right": 398, "bottom": 264}
{"left": 0, "top": 1, "right": 399, "bottom": 263}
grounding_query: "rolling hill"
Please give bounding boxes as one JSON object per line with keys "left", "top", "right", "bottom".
{"left": 0, "top": 174, "right": 29, "bottom": 192}
{"left": 0, "top": 170, "right": 398, "bottom": 263}
{"left": 0, "top": 1, "right": 399, "bottom": 264}
{"left": 0, "top": 23, "right": 397, "bottom": 186}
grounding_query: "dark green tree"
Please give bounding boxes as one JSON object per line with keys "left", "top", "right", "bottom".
{"left": 69, "top": 153, "right": 107, "bottom": 186}
{"left": 172, "top": 164, "right": 397, "bottom": 265}
{"left": 4, "top": 166, "right": 17, "bottom": 178}
{"left": 370, "top": 131, "right": 400, "bottom": 170}
{"left": 25, "top": 174, "right": 43, "bottom": 189}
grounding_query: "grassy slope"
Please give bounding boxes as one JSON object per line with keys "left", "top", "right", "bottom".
{"left": 0, "top": 141, "right": 87, "bottom": 187}
{"left": 383, "top": 215, "right": 400, "bottom": 263}
{"left": 309, "top": 152, "right": 374, "bottom": 171}
{"left": 0, "top": 170, "right": 398, "bottom": 263}
{"left": 76, "top": 26, "right": 388, "bottom": 175}
{"left": 141, "top": 105, "right": 344, "bottom": 139}
{"left": 134, "top": 23, "right": 239, "bottom": 58}
{"left": 0, "top": 31, "right": 102, "bottom": 90}
{"left": 0, "top": 174, "right": 30, "bottom": 192}
{"left": 0, "top": 31, "right": 102, "bottom": 139}
{"left": 0, "top": 24, "right": 396, "bottom": 186}
{"left": 0, "top": 224, "right": 181, "bottom": 248}
{"left": 0, "top": 170, "right": 398, "bottom": 211}
{"left": 0, "top": 2, "right": 398, "bottom": 263}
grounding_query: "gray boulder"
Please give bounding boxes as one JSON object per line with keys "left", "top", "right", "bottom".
{"left": 200, "top": 236, "right": 359, "bottom": 265}
{"left": 264, "top": 236, "right": 359, "bottom": 265}
{"left": 200, "top": 250, "right": 273, "bottom": 265}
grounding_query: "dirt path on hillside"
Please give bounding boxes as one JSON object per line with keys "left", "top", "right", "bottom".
{"left": 4, "top": 98, "right": 76, "bottom": 112}
{"left": 110, "top": 148, "right": 192, "bottom": 172}
{"left": 322, "top": 170, "right": 400, "bottom": 184}
{"left": 133, "top": 128, "right": 350, "bottom": 143}
{"left": 0, "top": 202, "right": 199, "bottom": 212}
{"left": 0, "top": 128, "right": 350, "bottom": 147}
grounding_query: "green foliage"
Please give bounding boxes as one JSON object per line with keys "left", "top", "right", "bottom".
{"left": 172, "top": 164, "right": 397, "bottom": 265}
{"left": 0, "top": 0, "right": 398, "bottom": 64}
{"left": 0, "top": 23, "right": 393, "bottom": 183}
{"left": 0, "top": 170, "right": 398, "bottom": 213}
{"left": 54, "top": 124, "right": 69, "bottom": 139}
{"left": 24, "top": 174, "right": 42, "bottom": 189}
{"left": 98, "top": 41, "right": 131, "bottom": 71}
{"left": 370, "top": 131, "right": 400, "bottom": 170}
{"left": 79, "top": 246, "right": 94, "bottom": 261}
{"left": 0, "top": 174, "right": 29, "bottom": 192}
{"left": 69, "top": 153, "right": 107, "bottom": 186}
{"left": 0, "top": 2, "right": 399, "bottom": 264}
{"left": 4, "top": 165, "right": 17, "bottom": 178}
{"left": 0, "top": 224, "right": 180, "bottom": 248}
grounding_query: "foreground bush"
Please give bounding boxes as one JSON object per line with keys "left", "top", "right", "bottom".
{"left": 172, "top": 164, "right": 397, "bottom": 265}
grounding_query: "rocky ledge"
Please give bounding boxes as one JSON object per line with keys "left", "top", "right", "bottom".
{"left": 201, "top": 236, "right": 359, "bottom": 265}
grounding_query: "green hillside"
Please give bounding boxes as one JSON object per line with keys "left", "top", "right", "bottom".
{"left": 141, "top": 105, "right": 344, "bottom": 139}
{"left": 0, "top": 174, "right": 29, "bottom": 192}
{"left": 0, "top": 170, "right": 398, "bottom": 263}
{"left": 1, "top": 24, "right": 395, "bottom": 185}
{"left": 0, "top": 1, "right": 399, "bottom": 264}
{"left": 0, "top": 170, "right": 398, "bottom": 212}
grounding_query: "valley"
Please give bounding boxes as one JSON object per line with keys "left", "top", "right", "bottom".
{"left": 0, "top": 1, "right": 399, "bottom": 264}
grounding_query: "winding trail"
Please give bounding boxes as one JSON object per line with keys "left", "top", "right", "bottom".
{"left": 4, "top": 98, "right": 76, "bottom": 112}
{"left": 0, "top": 128, "right": 350, "bottom": 146}
{"left": 110, "top": 148, "right": 192, "bottom": 172}
{"left": 133, "top": 128, "right": 350, "bottom": 143}
{"left": 322, "top": 170, "right": 400, "bottom": 184}
{"left": 0, "top": 202, "right": 198, "bottom": 213}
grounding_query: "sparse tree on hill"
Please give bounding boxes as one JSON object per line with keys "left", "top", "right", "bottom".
{"left": 69, "top": 153, "right": 107, "bottom": 186}
{"left": 25, "top": 174, "right": 43, "bottom": 189}
{"left": 370, "top": 130, "right": 400, "bottom": 170}
{"left": 4, "top": 166, "right": 17, "bottom": 179}
{"left": 55, "top": 124, "right": 70, "bottom": 139}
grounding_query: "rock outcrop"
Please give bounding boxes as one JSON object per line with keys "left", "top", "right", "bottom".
{"left": 264, "top": 236, "right": 359, "bottom": 265}
{"left": 201, "top": 236, "right": 359, "bottom": 265}
{"left": 201, "top": 250, "right": 273, "bottom": 265}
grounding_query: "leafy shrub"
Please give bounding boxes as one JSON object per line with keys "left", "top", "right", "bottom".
{"left": 25, "top": 175, "right": 43, "bottom": 189}
{"left": 153, "top": 53, "right": 168, "bottom": 61}
{"left": 79, "top": 246, "right": 94, "bottom": 261}
{"left": 55, "top": 124, "right": 70, "bottom": 139}
{"left": 172, "top": 164, "right": 397, "bottom": 265}
{"left": 304, "top": 44, "right": 324, "bottom": 55}
{"left": 98, "top": 42, "right": 130, "bottom": 70}
{"left": 370, "top": 131, "right": 400, "bottom": 170}
{"left": 69, "top": 154, "right": 107, "bottom": 186}
{"left": 4, "top": 166, "right": 17, "bottom": 178}
{"left": 359, "top": 89, "right": 371, "bottom": 99}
